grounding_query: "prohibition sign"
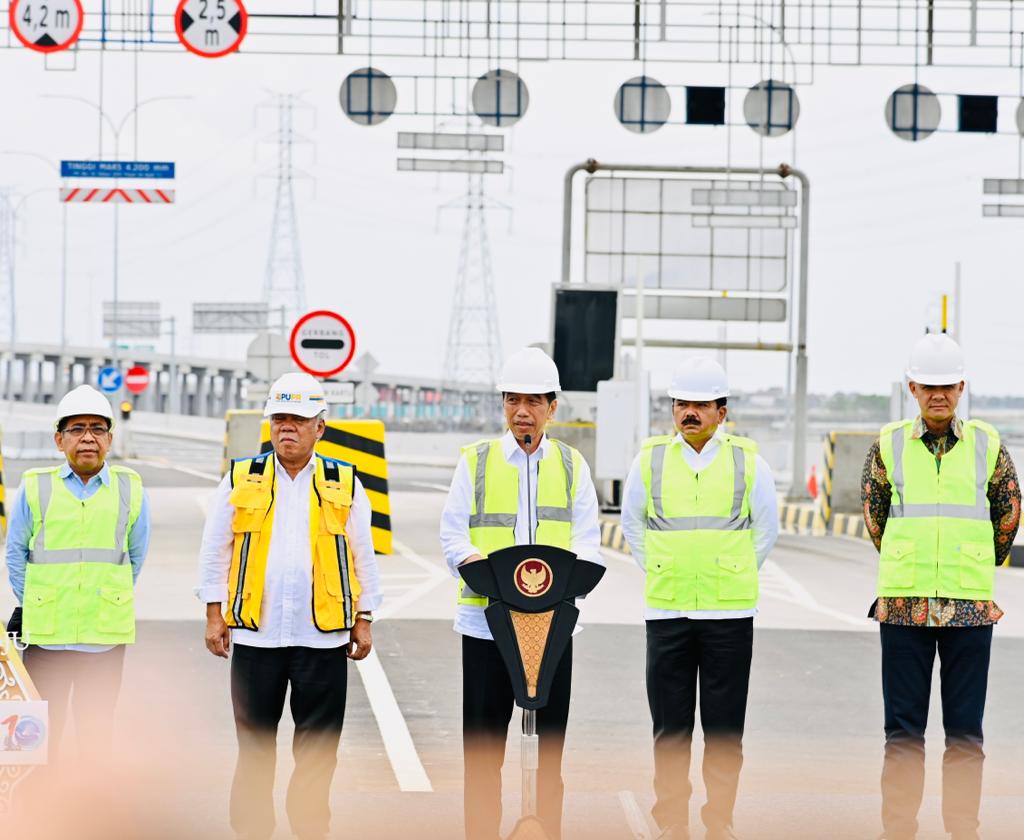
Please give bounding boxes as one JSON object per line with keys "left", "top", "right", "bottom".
{"left": 289, "top": 310, "right": 357, "bottom": 378}
{"left": 9, "top": 0, "right": 84, "bottom": 53}
{"left": 175, "top": 0, "right": 247, "bottom": 58}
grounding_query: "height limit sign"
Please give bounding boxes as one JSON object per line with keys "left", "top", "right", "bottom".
{"left": 9, "top": 1, "right": 83, "bottom": 53}
{"left": 175, "top": 0, "right": 247, "bottom": 58}
{"left": 290, "top": 311, "right": 357, "bottom": 379}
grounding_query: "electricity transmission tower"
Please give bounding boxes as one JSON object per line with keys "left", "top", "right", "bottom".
{"left": 261, "top": 93, "right": 309, "bottom": 329}
{"left": 442, "top": 175, "right": 503, "bottom": 389}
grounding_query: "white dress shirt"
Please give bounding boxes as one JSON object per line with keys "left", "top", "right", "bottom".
{"left": 439, "top": 430, "right": 603, "bottom": 640}
{"left": 195, "top": 455, "right": 382, "bottom": 648}
{"left": 621, "top": 429, "right": 779, "bottom": 621}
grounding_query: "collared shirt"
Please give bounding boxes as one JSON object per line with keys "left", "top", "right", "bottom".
{"left": 862, "top": 414, "right": 1021, "bottom": 627}
{"left": 195, "top": 455, "right": 382, "bottom": 649}
{"left": 621, "top": 428, "right": 779, "bottom": 621}
{"left": 439, "top": 430, "right": 603, "bottom": 640}
{"left": 5, "top": 461, "right": 152, "bottom": 653}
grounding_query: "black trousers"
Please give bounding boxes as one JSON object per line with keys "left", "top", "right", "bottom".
{"left": 22, "top": 645, "right": 126, "bottom": 758}
{"left": 646, "top": 617, "right": 753, "bottom": 833}
{"left": 229, "top": 643, "right": 348, "bottom": 840}
{"left": 879, "top": 623, "right": 991, "bottom": 840}
{"left": 462, "top": 634, "right": 573, "bottom": 840}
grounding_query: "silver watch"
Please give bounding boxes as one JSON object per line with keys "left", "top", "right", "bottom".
{"left": 356, "top": 611, "right": 374, "bottom": 623}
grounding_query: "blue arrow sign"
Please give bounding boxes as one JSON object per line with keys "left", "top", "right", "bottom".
{"left": 61, "top": 161, "right": 176, "bottom": 179}
{"left": 97, "top": 367, "right": 123, "bottom": 393}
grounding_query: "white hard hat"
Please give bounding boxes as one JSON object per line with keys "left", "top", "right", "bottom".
{"left": 496, "top": 347, "right": 561, "bottom": 394}
{"left": 667, "top": 357, "right": 730, "bottom": 401}
{"left": 264, "top": 372, "right": 327, "bottom": 418}
{"left": 906, "top": 333, "right": 965, "bottom": 386}
{"left": 55, "top": 384, "right": 114, "bottom": 429}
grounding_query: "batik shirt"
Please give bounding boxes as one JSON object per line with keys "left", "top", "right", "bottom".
{"left": 861, "top": 416, "right": 1020, "bottom": 627}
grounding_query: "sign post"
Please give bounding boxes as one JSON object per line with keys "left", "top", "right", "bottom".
{"left": 175, "top": 0, "right": 248, "bottom": 57}
{"left": 124, "top": 366, "right": 150, "bottom": 395}
{"left": 97, "top": 367, "right": 123, "bottom": 394}
{"left": 289, "top": 311, "right": 357, "bottom": 379}
{"left": 9, "top": 0, "right": 83, "bottom": 53}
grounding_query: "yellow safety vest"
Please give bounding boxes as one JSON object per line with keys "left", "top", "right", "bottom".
{"left": 22, "top": 465, "right": 143, "bottom": 645}
{"left": 226, "top": 453, "right": 362, "bottom": 632}
{"left": 458, "top": 437, "right": 580, "bottom": 607}
{"left": 640, "top": 433, "right": 759, "bottom": 611}
{"left": 877, "top": 418, "right": 1000, "bottom": 599}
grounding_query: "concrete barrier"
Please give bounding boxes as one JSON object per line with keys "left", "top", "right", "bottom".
{"left": 822, "top": 430, "right": 877, "bottom": 524}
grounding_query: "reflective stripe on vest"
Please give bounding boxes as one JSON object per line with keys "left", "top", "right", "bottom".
{"left": 646, "top": 441, "right": 751, "bottom": 533}
{"left": 225, "top": 453, "right": 362, "bottom": 632}
{"left": 888, "top": 423, "right": 991, "bottom": 521}
{"left": 30, "top": 470, "right": 134, "bottom": 565}
{"left": 22, "top": 465, "right": 142, "bottom": 645}
{"left": 877, "top": 419, "right": 999, "bottom": 599}
{"left": 641, "top": 434, "right": 759, "bottom": 612}
{"left": 459, "top": 438, "right": 577, "bottom": 606}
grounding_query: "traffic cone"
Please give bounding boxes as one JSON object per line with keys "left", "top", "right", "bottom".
{"left": 807, "top": 465, "right": 818, "bottom": 499}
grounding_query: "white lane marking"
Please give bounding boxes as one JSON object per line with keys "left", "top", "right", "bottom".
{"left": 761, "top": 559, "right": 867, "bottom": 627}
{"left": 392, "top": 538, "right": 448, "bottom": 576}
{"left": 617, "top": 790, "right": 652, "bottom": 840}
{"left": 408, "top": 480, "right": 452, "bottom": 493}
{"left": 355, "top": 649, "right": 434, "bottom": 793}
{"left": 128, "top": 456, "right": 221, "bottom": 483}
{"left": 376, "top": 574, "right": 450, "bottom": 620}
{"left": 377, "top": 539, "right": 450, "bottom": 620}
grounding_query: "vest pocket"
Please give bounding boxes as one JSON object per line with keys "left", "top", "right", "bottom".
{"left": 959, "top": 542, "right": 995, "bottom": 591}
{"left": 97, "top": 587, "right": 135, "bottom": 635}
{"left": 645, "top": 560, "right": 679, "bottom": 604}
{"left": 879, "top": 540, "right": 916, "bottom": 589}
{"left": 717, "top": 556, "right": 758, "bottom": 601}
{"left": 25, "top": 586, "right": 58, "bottom": 636}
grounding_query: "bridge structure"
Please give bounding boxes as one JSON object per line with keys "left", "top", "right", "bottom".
{"left": 0, "top": 342, "right": 497, "bottom": 425}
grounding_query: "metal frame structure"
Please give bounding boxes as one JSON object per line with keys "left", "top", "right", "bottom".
{"left": 561, "top": 159, "right": 811, "bottom": 499}
{"left": 5, "top": 2, "right": 1024, "bottom": 70}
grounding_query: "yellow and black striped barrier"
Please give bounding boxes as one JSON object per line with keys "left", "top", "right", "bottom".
{"left": 829, "top": 512, "right": 872, "bottom": 542}
{"left": 822, "top": 432, "right": 837, "bottom": 524}
{"left": 259, "top": 419, "right": 393, "bottom": 555}
{"left": 778, "top": 502, "right": 827, "bottom": 536}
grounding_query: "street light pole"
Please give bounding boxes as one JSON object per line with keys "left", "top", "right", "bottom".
{"left": 3, "top": 188, "right": 50, "bottom": 404}
{"left": 41, "top": 94, "right": 191, "bottom": 399}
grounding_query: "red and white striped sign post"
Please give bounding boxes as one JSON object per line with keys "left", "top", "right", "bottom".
{"left": 60, "top": 187, "right": 175, "bottom": 204}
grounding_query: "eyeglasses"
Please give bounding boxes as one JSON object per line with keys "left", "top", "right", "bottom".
{"left": 62, "top": 424, "right": 111, "bottom": 438}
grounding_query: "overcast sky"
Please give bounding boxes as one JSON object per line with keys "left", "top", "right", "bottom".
{"left": 1, "top": 44, "right": 1022, "bottom": 395}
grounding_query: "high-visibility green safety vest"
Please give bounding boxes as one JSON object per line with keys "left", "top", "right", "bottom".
{"left": 877, "top": 418, "right": 1000, "bottom": 599}
{"left": 458, "top": 437, "right": 581, "bottom": 607}
{"left": 21, "top": 465, "right": 143, "bottom": 645}
{"left": 640, "top": 434, "right": 759, "bottom": 611}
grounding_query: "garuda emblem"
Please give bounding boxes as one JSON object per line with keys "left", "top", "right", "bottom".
{"left": 514, "top": 558, "right": 553, "bottom": 598}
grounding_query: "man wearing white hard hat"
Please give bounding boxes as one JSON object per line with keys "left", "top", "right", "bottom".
{"left": 440, "top": 347, "right": 602, "bottom": 839}
{"left": 621, "top": 357, "right": 778, "bottom": 840}
{"left": 4, "top": 384, "right": 151, "bottom": 759}
{"left": 196, "top": 371, "right": 382, "bottom": 840}
{"left": 861, "top": 334, "right": 1019, "bottom": 840}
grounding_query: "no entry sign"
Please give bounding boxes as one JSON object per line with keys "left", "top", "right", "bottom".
{"left": 125, "top": 366, "right": 151, "bottom": 394}
{"left": 289, "top": 311, "right": 357, "bottom": 378}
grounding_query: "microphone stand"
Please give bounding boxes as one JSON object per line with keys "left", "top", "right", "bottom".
{"left": 519, "top": 433, "right": 540, "bottom": 834}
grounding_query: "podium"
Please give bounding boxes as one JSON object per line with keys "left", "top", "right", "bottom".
{"left": 459, "top": 545, "right": 605, "bottom": 839}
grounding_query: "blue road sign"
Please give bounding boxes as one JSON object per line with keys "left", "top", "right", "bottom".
{"left": 98, "top": 367, "right": 123, "bottom": 393}
{"left": 61, "top": 161, "right": 176, "bottom": 179}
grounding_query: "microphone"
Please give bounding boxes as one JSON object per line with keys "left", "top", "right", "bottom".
{"left": 524, "top": 434, "right": 535, "bottom": 544}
